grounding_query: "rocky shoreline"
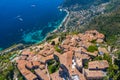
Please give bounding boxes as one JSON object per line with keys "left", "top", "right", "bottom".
{"left": 0, "top": 43, "right": 29, "bottom": 55}
{"left": 0, "top": 2, "right": 109, "bottom": 55}
{"left": 53, "top": 9, "right": 70, "bottom": 32}
{"left": 0, "top": 8, "right": 70, "bottom": 55}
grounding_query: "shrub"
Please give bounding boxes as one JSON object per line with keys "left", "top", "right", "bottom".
{"left": 54, "top": 44, "right": 62, "bottom": 53}
{"left": 47, "top": 59, "right": 60, "bottom": 74}
{"left": 87, "top": 45, "right": 98, "bottom": 52}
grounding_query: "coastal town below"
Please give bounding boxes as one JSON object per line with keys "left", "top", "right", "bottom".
{"left": 0, "top": 0, "right": 120, "bottom": 80}
{"left": 11, "top": 30, "right": 112, "bottom": 80}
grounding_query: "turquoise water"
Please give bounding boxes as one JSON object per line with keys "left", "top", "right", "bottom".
{"left": 0, "top": 0, "right": 66, "bottom": 49}
{"left": 0, "top": 48, "right": 3, "bottom": 51}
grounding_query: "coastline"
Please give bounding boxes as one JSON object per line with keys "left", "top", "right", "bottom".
{"left": 0, "top": 8, "right": 70, "bottom": 54}
{"left": 0, "top": 48, "right": 3, "bottom": 51}
{"left": 36, "top": 8, "right": 70, "bottom": 44}
{"left": 53, "top": 9, "right": 70, "bottom": 32}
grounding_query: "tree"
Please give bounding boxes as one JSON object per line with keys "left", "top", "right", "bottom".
{"left": 87, "top": 45, "right": 98, "bottom": 52}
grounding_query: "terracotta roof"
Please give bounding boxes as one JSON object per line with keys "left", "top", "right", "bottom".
{"left": 72, "top": 35, "right": 80, "bottom": 41}
{"left": 88, "top": 60, "right": 109, "bottom": 70}
{"left": 66, "top": 35, "right": 72, "bottom": 40}
{"left": 31, "top": 54, "right": 42, "bottom": 61}
{"left": 35, "top": 69, "right": 49, "bottom": 80}
{"left": 50, "top": 71, "right": 63, "bottom": 80}
{"left": 17, "top": 60, "right": 37, "bottom": 80}
{"left": 39, "top": 64, "right": 45, "bottom": 70}
{"left": 60, "top": 51, "right": 73, "bottom": 70}
{"left": 54, "top": 51, "right": 62, "bottom": 57}
{"left": 76, "top": 58, "right": 83, "bottom": 67}
{"left": 78, "top": 33, "right": 84, "bottom": 38}
{"left": 62, "top": 39, "right": 71, "bottom": 45}
{"left": 40, "top": 54, "right": 54, "bottom": 63}
{"left": 32, "top": 61, "right": 40, "bottom": 67}
{"left": 85, "top": 30, "right": 99, "bottom": 35}
{"left": 98, "top": 47, "right": 109, "bottom": 54}
{"left": 25, "top": 72, "right": 37, "bottom": 80}
{"left": 26, "top": 61, "right": 33, "bottom": 69}
{"left": 97, "top": 33, "right": 105, "bottom": 39}
{"left": 86, "top": 51, "right": 98, "bottom": 57}
{"left": 16, "top": 60, "right": 27, "bottom": 65}
{"left": 60, "top": 45, "right": 70, "bottom": 52}
{"left": 19, "top": 55, "right": 27, "bottom": 60}
{"left": 69, "top": 46, "right": 78, "bottom": 52}
{"left": 84, "top": 69, "right": 105, "bottom": 78}
{"left": 96, "top": 39, "right": 104, "bottom": 43}
{"left": 81, "top": 41, "right": 92, "bottom": 48}
{"left": 69, "top": 40, "right": 77, "bottom": 47}
{"left": 51, "top": 37, "right": 59, "bottom": 45}
{"left": 74, "top": 47, "right": 86, "bottom": 53}
{"left": 75, "top": 52, "right": 90, "bottom": 60}
{"left": 70, "top": 68, "right": 86, "bottom": 80}
{"left": 40, "top": 46, "right": 54, "bottom": 57}
{"left": 21, "top": 49, "right": 33, "bottom": 56}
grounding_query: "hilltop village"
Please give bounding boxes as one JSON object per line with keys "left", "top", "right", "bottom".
{"left": 13, "top": 30, "right": 111, "bottom": 80}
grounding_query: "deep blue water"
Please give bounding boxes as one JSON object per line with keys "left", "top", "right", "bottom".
{"left": 0, "top": 0, "right": 66, "bottom": 49}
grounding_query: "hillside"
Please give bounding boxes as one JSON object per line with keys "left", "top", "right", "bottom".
{"left": 84, "top": 7, "right": 120, "bottom": 48}
{"left": 62, "top": 0, "right": 109, "bottom": 10}
{"left": 62, "top": 0, "right": 120, "bottom": 48}
{"left": 0, "top": 0, "right": 120, "bottom": 80}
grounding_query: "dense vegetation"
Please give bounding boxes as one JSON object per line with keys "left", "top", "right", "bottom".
{"left": 62, "top": 0, "right": 109, "bottom": 9}
{"left": 54, "top": 44, "right": 63, "bottom": 53}
{"left": 0, "top": 52, "right": 24, "bottom": 80}
{"left": 83, "top": 2, "right": 120, "bottom": 79}
{"left": 47, "top": 58, "right": 60, "bottom": 74}
{"left": 87, "top": 45, "right": 98, "bottom": 52}
{"left": 0, "top": 0, "right": 120, "bottom": 79}
{"left": 92, "top": 54, "right": 119, "bottom": 80}
{"left": 84, "top": 7, "right": 120, "bottom": 48}
{"left": 106, "top": 0, "right": 120, "bottom": 12}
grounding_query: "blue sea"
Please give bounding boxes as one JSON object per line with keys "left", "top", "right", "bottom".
{"left": 0, "top": 0, "right": 66, "bottom": 50}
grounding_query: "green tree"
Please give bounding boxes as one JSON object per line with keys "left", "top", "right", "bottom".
{"left": 87, "top": 45, "right": 98, "bottom": 52}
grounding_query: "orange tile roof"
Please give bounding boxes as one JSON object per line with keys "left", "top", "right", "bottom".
{"left": 84, "top": 69, "right": 105, "bottom": 78}
{"left": 96, "top": 39, "right": 104, "bottom": 43}
{"left": 32, "top": 61, "right": 40, "bottom": 67}
{"left": 78, "top": 33, "right": 84, "bottom": 38}
{"left": 61, "top": 45, "right": 70, "bottom": 52}
{"left": 97, "top": 33, "right": 105, "bottom": 39}
{"left": 35, "top": 69, "right": 49, "bottom": 80}
{"left": 26, "top": 61, "right": 33, "bottom": 69}
{"left": 39, "top": 64, "right": 45, "bottom": 70}
{"left": 88, "top": 60, "right": 109, "bottom": 69}
{"left": 40, "top": 54, "right": 54, "bottom": 63}
{"left": 81, "top": 41, "right": 92, "bottom": 48}
{"left": 62, "top": 39, "right": 71, "bottom": 45}
{"left": 66, "top": 35, "right": 72, "bottom": 39}
{"left": 86, "top": 51, "right": 98, "bottom": 57}
{"left": 69, "top": 40, "right": 77, "bottom": 47}
{"left": 70, "top": 68, "right": 86, "bottom": 80}
{"left": 50, "top": 71, "right": 63, "bottom": 80}
{"left": 98, "top": 47, "right": 109, "bottom": 54}
{"left": 75, "top": 52, "right": 90, "bottom": 60}
{"left": 60, "top": 51, "right": 73, "bottom": 69}
{"left": 25, "top": 72, "right": 37, "bottom": 80}
{"left": 17, "top": 60, "right": 37, "bottom": 80}
{"left": 21, "top": 49, "right": 33, "bottom": 56}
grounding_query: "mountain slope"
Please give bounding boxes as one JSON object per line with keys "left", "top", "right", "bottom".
{"left": 84, "top": 7, "right": 120, "bottom": 48}
{"left": 62, "top": 0, "right": 109, "bottom": 9}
